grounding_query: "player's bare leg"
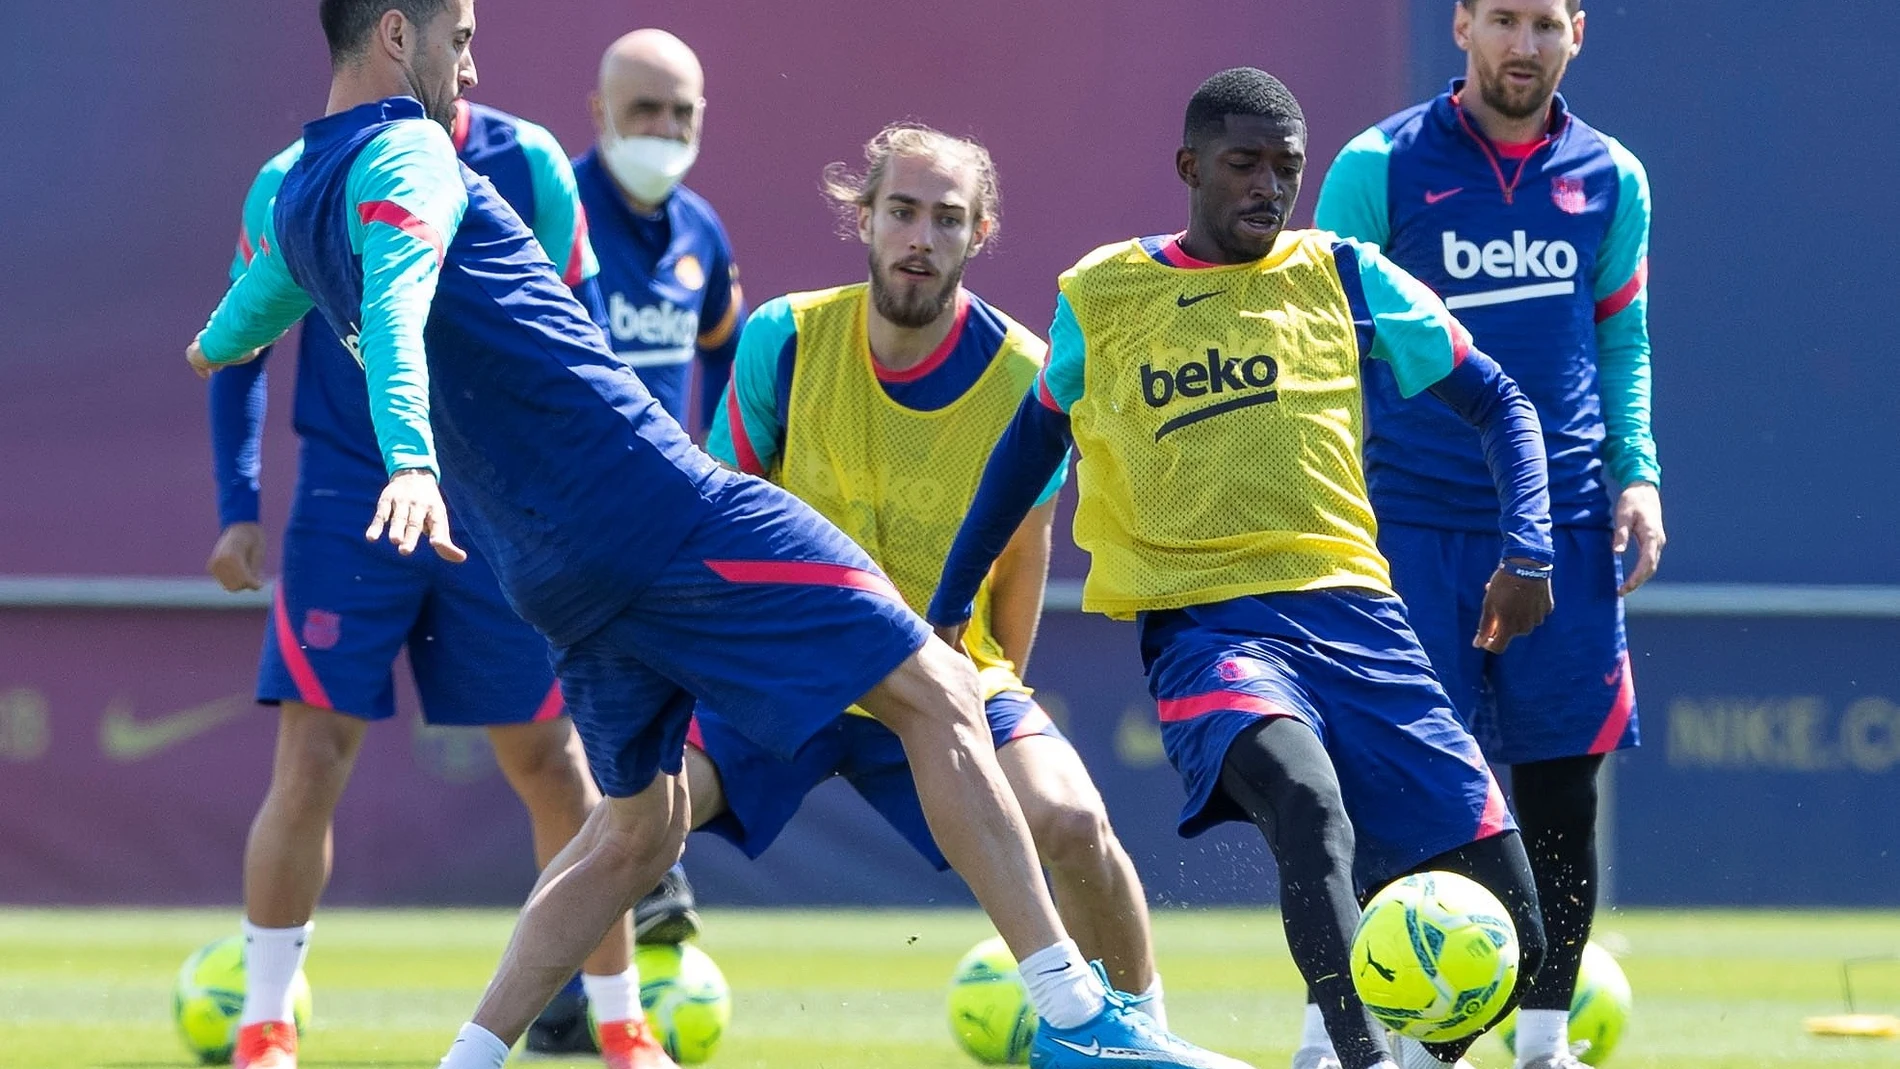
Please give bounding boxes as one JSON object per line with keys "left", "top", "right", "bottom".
{"left": 488, "top": 720, "right": 634, "bottom": 979}
{"left": 458, "top": 773, "right": 689, "bottom": 1054}
{"left": 857, "top": 642, "right": 1068, "bottom": 957}
{"left": 999, "top": 734, "right": 1161, "bottom": 1015}
{"left": 237, "top": 701, "right": 368, "bottom": 1067}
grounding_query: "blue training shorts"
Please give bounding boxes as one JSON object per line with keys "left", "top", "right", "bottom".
{"left": 258, "top": 508, "right": 560, "bottom": 725}
{"left": 688, "top": 689, "right": 1063, "bottom": 870}
{"left": 1140, "top": 588, "right": 1513, "bottom": 888}
{"left": 551, "top": 470, "right": 932, "bottom": 798}
{"left": 1380, "top": 522, "right": 1638, "bottom": 765}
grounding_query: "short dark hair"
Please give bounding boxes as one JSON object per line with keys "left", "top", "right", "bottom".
{"left": 1184, "top": 68, "right": 1305, "bottom": 150}
{"left": 319, "top": 0, "right": 449, "bottom": 64}
{"left": 1459, "top": 0, "right": 1583, "bottom": 14}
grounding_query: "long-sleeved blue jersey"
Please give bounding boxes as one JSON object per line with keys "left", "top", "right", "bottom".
{"left": 574, "top": 151, "right": 744, "bottom": 434}
{"left": 209, "top": 99, "right": 604, "bottom": 528}
{"left": 197, "top": 97, "right": 718, "bottom": 648}
{"left": 1316, "top": 81, "right": 1656, "bottom": 532}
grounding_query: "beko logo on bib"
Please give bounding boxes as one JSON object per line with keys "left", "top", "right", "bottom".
{"left": 609, "top": 292, "right": 697, "bottom": 347}
{"left": 1441, "top": 230, "right": 1579, "bottom": 281}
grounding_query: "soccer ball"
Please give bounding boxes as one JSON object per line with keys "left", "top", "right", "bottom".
{"left": 635, "top": 943, "right": 731, "bottom": 1064}
{"left": 173, "top": 935, "right": 312, "bottom": 1064}
{"left": 1502, "top": 941, "right": 1633, "bottom": 1064}
{"left": 947, "top": 936, "right": 1036, "bottom": 1064}
{"left": 1350, "top": 870, "right": 1519, "bottom": 1043}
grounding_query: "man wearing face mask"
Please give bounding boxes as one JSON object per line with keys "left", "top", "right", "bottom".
{"left": 574, "top": 28, "right": 745, "bottom": 435}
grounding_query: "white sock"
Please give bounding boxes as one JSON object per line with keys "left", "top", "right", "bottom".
{"left": 1017, "top": 940, "right": 1107, "bottom": 1030}
{"left": 239, "top": 920, "right": 313, "bottom": 1027}
{"left": 1297, "top": 1001, "right": 1336, "bottom": 1054}
{"left": 437, "top": 1022, "right": 510, "bottom": 1069}
{"left": 1513, "top": 1009, "right": 1569, "bottom": 1064}
{"left": 582, "top": 969, "right": 642, "bottom": 1024}
{"left": 1137, "top": 975, "right": 1167, "bottom": 1030}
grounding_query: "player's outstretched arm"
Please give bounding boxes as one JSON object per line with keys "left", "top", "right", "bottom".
{"left": 346, "top": 120, "right": 470, "bottom": 561}
{"left": 929, "top": 393, "right": 1073, "bottom": 647}
{"left": 190, "top": 232, "right": 314, "bottom": 378}
{"left": 1339, "top": 239, "right": 1554, "bottom": 651}
{"left": 1595, "top": 137, "right": 1664, "bottom": 594}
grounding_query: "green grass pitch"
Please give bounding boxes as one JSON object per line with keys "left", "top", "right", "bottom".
{"left": 1, "top": 907, "right": 1897, "bottom": 1068}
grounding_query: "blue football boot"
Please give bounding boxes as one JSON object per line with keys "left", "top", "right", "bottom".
{"left": 1031, "top": 963, "right": 1257, "bottom": 1068}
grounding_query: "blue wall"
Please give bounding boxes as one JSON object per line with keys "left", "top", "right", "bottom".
{"left": 1408, "top": 1, "right": 1900, "bottom": 583}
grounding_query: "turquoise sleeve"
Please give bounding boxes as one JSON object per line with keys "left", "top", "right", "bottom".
{"left": 1594, "top": 135, "right": 1659, "bottom": 488}
{"left": 230, "top": 140, "right": 304, "bottom": 283}
{"left": 343, "top": 120, "right": 469, "bottom": 478}
{"left": 1313, "top": 127, "right": 1392, "bottom": 247}
{"left": 1350, "top": 239, "right": 1467, "bottom": 397}
{"left": 1032, "top": 456, "right": 1069, "bottom": 507}
{"left": 515, "top": 118, "right": 598, "bottom": 286}
{"left": 198, "top": 214, "right": 315, "bottom": 363}
{"left": 707, "top": 294, "right": 794, "bottom": 474}
{"left": 1037, "top": 293, "right": 1087, "bottom": 413}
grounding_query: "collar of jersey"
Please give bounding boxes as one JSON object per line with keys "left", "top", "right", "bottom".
{"left": 1139, "top": 230, "right": 1300, "bottom": 271}
{"left": 302, "top": 96, "right": 428, "bottom": 150}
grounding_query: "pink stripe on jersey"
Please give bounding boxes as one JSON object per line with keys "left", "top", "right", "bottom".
{"left": 1595, "top": 257, "right": 1648, "bottom": 322}
{"left": 686, "top": 717, "right": 707, "bottom": 752}
{"left": 532, "top": 681, "right": 565, "bottom": 722}
{"left": 1156, "top": 689, "right": 1297, "bottom": 723}
{"left": 1035, "top": 369, "right": 1064, "bottom": 412}
{"left": 704, "top": 559, "right": 902, "bottom": 602}
{"left": 1157, "top": 234, "right": 1225, "bottom": 270}
{"left": 563, "top": 207, "right": 590, "bottom": 288}
{"left": 271, "top": 588, "right": 334, "bottom": 710}
{"left": 237, "top": 228, "right": 255, "bottom": 267}
{"left": 1476, "top": 767, "right": 1511, "bottom": 838}
{"left": 875, "top": 291, "right": 970, "bottom": 383}
{"left": 1449, "top": 317, "right": 1472, "bottom": 367}
{"left": 723, "top": 384, "right": 766, "bottom": 475}
{"left": 1589, "top": 651, "right": 1637, "bottom": 754}
{"left": 357, "top": 200, "right": 446, "bottom": 264}
{"left": 450, "top": 99, "right": 472, "bottom": 153}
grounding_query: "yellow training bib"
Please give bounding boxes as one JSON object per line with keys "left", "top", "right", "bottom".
{"left": 1060, "top": 231, "right": 1392, "bottom": 619}
{"left": 777, "top": 285, "right": 1045, "bottom": 702}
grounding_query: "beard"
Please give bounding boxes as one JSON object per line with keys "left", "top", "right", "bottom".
{"left": 402, "top": 61, "right": 461, "bottom": 131}
{"left": 1475, "top": 58, "right": 1561, "bottom": 121}
{"left": 869, "top": 252, "right": 967, "bottom": 329}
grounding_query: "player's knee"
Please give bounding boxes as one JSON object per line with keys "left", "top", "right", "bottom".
{"left": 493, "top": 726, "right": 593, "bottom": 809}
{"left": 269, "top": 705, "right": 361, "bottom": 802}
{"left": 1027, "top": 793, "right": 1117, "bottom": 875}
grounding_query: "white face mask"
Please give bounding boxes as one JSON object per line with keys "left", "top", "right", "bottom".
{"left": 602, "top": 116, "right": 699, "bottom": 206}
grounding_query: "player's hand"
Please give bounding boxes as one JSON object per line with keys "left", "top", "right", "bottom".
{"left": 1473, "top": 560, "right": 1554, "bottom": 653}
{"left": 366, "top": 468, "right": 467, "bottom": 562}
{"left": 933, "top": 621, "right": 970, "bottom": 654}
{"left": 206, "top": 522, "right": 267, "bottom": 592}
{"left": 186, "top": 334, "right": 262, "bottom": 380}
{"left": 1613, "top": 481, "right": 1665, "bottom": 596}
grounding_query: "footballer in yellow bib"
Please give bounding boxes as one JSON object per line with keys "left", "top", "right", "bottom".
{"left": 700, "top": 124, "right": 1181, "bottom": 1022}
{"left": 930, "top": 69, "right": 1558, "bottom": 1069}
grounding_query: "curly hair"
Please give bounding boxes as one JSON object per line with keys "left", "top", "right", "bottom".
{"left": 821, "top": 123, "right": 1001, "bottom": 243}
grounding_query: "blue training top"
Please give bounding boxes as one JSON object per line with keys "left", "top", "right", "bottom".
{"left": 197, "top": 97, "right": 719, "bottom": 648}
{"left": 574, "top": 150, "right": 744, "bottom": 434}
{"left": 1315, "top": 81, "right": 1656, "bottom": 532}
{"left": 209, "top": 99, "right": 605, "bottom": 529}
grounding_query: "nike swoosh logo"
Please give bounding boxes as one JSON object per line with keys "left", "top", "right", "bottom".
{"left": 1175, "top": 291, "right": 1224, "bottom": 307}
{"left": 1424, "top": 187, "right": 1464, "bottom": 205}
{"left": 99, "top": 694, "right": 252, "bottom": 761}
{"left": 1049, "top": 1038, "right": 1101, "bottom": 1056}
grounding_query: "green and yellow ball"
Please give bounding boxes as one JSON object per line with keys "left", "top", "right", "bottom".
{"left": 1350, "top": 870, "right": 1519, "bottom": 1043}
{"left": 632, "top": 943, "right": 731, "bottom": 1064}
{"left": 173, "top": 935, "right": 312, "bottom": 1064}
{"left": 1502, "top": 941, "right": 1633, "bottom": 1064}
{"left": 947, "top": 936, "right": 1036, "bottom": 1064}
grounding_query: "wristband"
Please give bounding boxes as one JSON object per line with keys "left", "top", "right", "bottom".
{"left": 1502, "top": 560, "right": 1553, "bottom": 581}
